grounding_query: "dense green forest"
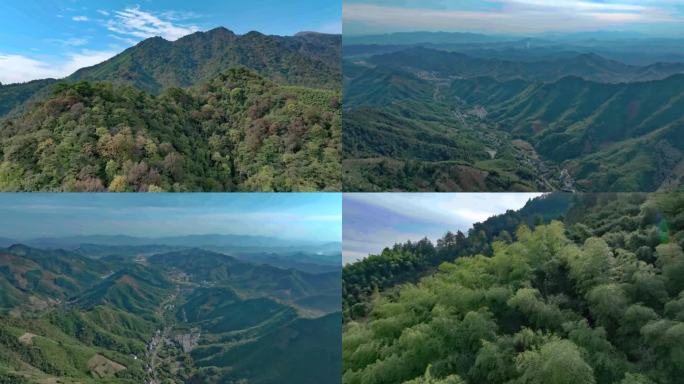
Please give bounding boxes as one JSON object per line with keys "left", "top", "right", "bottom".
{"left": 343, "top": 193, "right": 684, "bottom": 383}
{"left": 343, "top": 44, "right": 684, "bottom": 192}
{"left": 0, "top": 69, "right": 340, "bottom": 191}
{"left": 0, "top": 28, "right": 341, "bottom": 191}
{"left": 0, "top": 245, "right": 341, "bottom": 383}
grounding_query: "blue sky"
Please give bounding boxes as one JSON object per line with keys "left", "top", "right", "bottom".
{"left": 344, "top": 0, "right": 684, "bottom": 36}
{"left": 0, "top": 193, "right": 342, "bottom": 242}
{"left": 343, "top": 193, "right": 541, "bottom": 264}
{"left": 0, "top": 0, "right": 341, "bottom": 84}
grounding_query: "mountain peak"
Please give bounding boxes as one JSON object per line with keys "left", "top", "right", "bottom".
{"left": 575, "top": 52, "right": 605, "bottom": 62}
{"left": 244, "top": 30, "right": 265, "bottom": 38}
{"left": 211, "top": 26, "right": 234, "bottom": 33}
{"left": 7, "top": 244, "right": 31, "bottom": 254}
{"left": 136, "top": 35, "right": 170, "bottom": 48}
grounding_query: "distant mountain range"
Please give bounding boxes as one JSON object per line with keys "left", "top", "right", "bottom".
{"left": 344, "top": 31, "right": 684, "bottom": 65}
{"left": 344, "top": 31, "right": 512, "bottom": 45}
{"left": 6, "top": 233, "right": 333, "bottom": 248}
{"left": 367, "top": 47, "right": 684, "bottom": 83}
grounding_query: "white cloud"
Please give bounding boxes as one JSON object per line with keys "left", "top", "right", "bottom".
{"left": 317, "top": 20, "right": 343, "bottom": 34}
{"left": 97, "top": 10, "right": 110, "bottom": 16}
{"left": 504, "top": 0, "right": 646, "bottom": 12}
{"left": 72, "top": 16, "right": 89, "bottom": 22}
{"left": 342, "top": 193, "right": 542, "bottom": 263}
{"left": 345, "top": 193, "right": 539, "bottom": 227}
{"left": 0, "top": 50, "right": 118, "bottom": 84}
{"left": 105, "top": 6, "right": 200, "bottom": 41}
{"left": 46, "top": 37, "right": 89, "bottom": 47}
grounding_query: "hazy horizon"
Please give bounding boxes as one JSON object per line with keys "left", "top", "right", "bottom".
{"left": 344, "top": 0, "right": 684, "bottom": 37}
{"left": 0, "top": 193, "right": 342, "bottom": 242}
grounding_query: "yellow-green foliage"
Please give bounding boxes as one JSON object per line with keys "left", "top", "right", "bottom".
{"left": 344, "top": 193, "right": 684, "bottom": 384}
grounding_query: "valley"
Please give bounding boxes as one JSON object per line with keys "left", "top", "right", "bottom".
{"left": 0, "top": 241, "right": 342, "bottom": 384}
{"left": 343, "top": 33, "right": 684, "bottom": 192}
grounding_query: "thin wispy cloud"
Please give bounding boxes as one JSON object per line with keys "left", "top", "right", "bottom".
{"left": 46, "top": 37, "right": 89, "bottom": 47}
{"left": 72, "top": 16, "right": 89, "bottom": 22}
{"left": 343, "top": 193, "right": 540, "bottom": 263}
{"left": 0, "top": 50, "right": 118, "bottom": 84}
{"left": 344, "top": 0, "right": 684, "bottom": 35}
{"left": 105, "top": 6, "right": 200, "bottom": 41}
{"left": 317, "top": 20, "right": 343, "bottom": 34}
{"left": 0, "top": 194, "right": 341, "bottom": 242}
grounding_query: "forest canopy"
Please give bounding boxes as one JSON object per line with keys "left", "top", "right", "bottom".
{"left": 343, "top": 193, "right": 684, "bottom": 384}
{"left": 0, "top": 68, "right": 341, "bottom": 192}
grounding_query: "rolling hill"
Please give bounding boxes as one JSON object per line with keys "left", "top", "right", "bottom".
{"left": 149, "top": 248, "right": 341, "bottom": 313}
{"left": 0, "top": 243, "right": 341, "bottom": 383}
{"left": 367, "top": 47, "right": 684, "bottom": 83}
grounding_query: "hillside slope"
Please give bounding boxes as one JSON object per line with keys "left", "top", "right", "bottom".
{"left": 0, "top": 68, "right": 341, "bottom": 192}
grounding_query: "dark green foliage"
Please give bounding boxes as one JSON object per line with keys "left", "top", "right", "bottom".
{"left": 69, "top": 28, "right": 341, "bottom": 94}
{"left": 74, "top": 264, "right": 173, "bottom": 317}
{"left": 191, "top": 313, "right": 342, "bottom": 384}
{"left": 342, "top": 73, "right": 551, "bottom": 192}
{"left": 1, "top": 68, "right": 341, "bottom": 191}
{"left": 343, "top": 193, "right": 684, "bottom": 384}
{"left": 0, "top": 79, "right": 57, "bottom": 118}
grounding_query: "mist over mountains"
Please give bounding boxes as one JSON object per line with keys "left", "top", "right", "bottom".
{"left": 0, "top": 233, "right": 339, "bottom": 250}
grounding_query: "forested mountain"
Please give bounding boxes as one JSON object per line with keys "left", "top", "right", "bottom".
{"left": 343, "top": 193, "right": 684, "bottom": 384}
{"left": 1, "top": 68, "right": 340, "bottom": 191}
{"left": 0, "top": 244, "right": 341, "bottom": 383}
{"left": 1, "top": 28, "right": 340, "bottom": 117}
{"left": 0, "top": 79, "right": 57, "bottom": 118}
{"left": 343, "top": 44, "right": 684, "bottom": 192}
{"left": 368, "top": 47, "right": 684, "bottom": 83}
{"left": 69, "top": 28, "right": 341, "bottom": 94}
{"left": 0, "top": 28, "right": 341, "bottom": 192}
